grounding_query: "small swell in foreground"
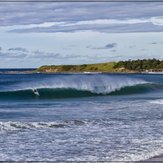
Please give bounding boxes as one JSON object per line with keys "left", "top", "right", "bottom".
{"left": 0, "top": 120, "right": 87, "bottom": 132}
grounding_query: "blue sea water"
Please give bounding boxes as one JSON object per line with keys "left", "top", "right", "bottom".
{"left": 1, "top": 71, "right": 163, "bottom": 161}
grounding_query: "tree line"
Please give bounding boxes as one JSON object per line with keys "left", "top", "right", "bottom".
{"left": 113, "top": 59, "right": 163, "bottom": 71}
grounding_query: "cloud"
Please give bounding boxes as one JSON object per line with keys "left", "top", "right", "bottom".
{"left": 0, "top": 46, "right": 81, "bottom": 60}
{"left": 1, "top": 2, "right": 163, "bottom": 33}
{"left": 151, "top": 42, "right": 163, "bottom": 45}
{"left": 105, "top": 43, "right": 117, "bottom": 49}
{"left": 8, "top": 17, "right": 163, "bottom": 33}
{"left": 31, "top": 50, "right": 80, "bottom": 59}
{"left": 88, "top": 43, "right": 117, "bottom": 49}
{"left": 31, "top": 50, "right": 60, "bottom": 58}
{"left": 8, "top": 18, "right": 149, "bottom": 31}
{"left": 0, "top": 51, "right": 27, "bottom": 58}
{"left": 1, "top": 2, "right": 163, "bottom": 26}
{"left": 151, "top": 16, "right": 163, "bottom": 26}
{"left": 8, "top": 47, "right": 29, "bottom": 52}
{"left": 0, "top": 47, "right": 27, "bottom": 58}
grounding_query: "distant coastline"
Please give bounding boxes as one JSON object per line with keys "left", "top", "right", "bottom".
{"left": 2, "top": 59, "right": 163, "bottom": 74}
{"left": 0, "top": 68, "right": 36, "bottom": 74}
{"left": 37, "top": 59, "right": 163, "bottom": 74}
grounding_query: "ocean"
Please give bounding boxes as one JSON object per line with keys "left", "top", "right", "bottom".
{"left": 1, "top": 71, "right": 163, "bottom": 161}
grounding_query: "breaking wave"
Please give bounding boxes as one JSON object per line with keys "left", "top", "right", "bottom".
{"left": 0, "top": 75, "right": 150, "bottom": 99}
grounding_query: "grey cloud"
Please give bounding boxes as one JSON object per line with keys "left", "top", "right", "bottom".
{"left": 8, "top": 47, "right": 29, "bottom": 52}
{"left": 99, "top": 22, "right": 163, "bottom": 33}
{"left": 105, "top": 43, "right": 117, "bottom": 49}
{"left": 31, "top": 50, "right": 85, "bottom": 59}
{"left": 9, "top": 53, "right": 27, "bottom": 58}
{"left": 31, "top": 50, "right": 80, "bottom": 59}
{"left": 1, "top": 2, "right": 163, "bottom": 33}
{"left": 151, "top": 42, "right": 163, "bottom": 45}
{"left": 31, "top": 50, "right": 62, "bottom": 58}
{"left": 61, "top": 54, "right": 81, "bottom": 59}
{"left": 0, "top": 46, "right": 81, "bottom": 60}
{"left": 1, "top": 2, "right": 163, "bottom": 26}
{"left": 9, "top": 22, "right": 163, "bottom": 34}
{"left": 88, "top": 43, "right": 117, "bottom": 50}
{"left": 0, "top": 51, "right": 27, "bottom": 58}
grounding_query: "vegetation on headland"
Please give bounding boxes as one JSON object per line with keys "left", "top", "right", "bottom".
{"left": 38, "top": 62, "right": 117, "bottom": 73}
{"left": 37, "top": 58, "right": 163, "bottom": 73}
{"left": 114, "top": 59, "right": 163, "bottom": 72}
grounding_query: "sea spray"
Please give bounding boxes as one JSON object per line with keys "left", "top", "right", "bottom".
{"left": 27, "top": 75, "right": 147, "bottom": 94}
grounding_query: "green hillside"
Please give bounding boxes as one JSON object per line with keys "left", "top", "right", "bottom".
{"left": 37, "top": 62, "right": 117, "bottom": 73}
{"left": 37, "top": 59, "right": 163, "bottom": 73}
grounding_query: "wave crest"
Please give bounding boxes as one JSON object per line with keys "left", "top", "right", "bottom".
{"left": 0, "top": 75, "right": 148, "bottom": 99}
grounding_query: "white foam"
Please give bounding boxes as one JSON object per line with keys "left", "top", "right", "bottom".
{"left": 4, "top": 75, "right": 147, "bottom": 94}
{"left": 0, "top": 120, "right": 87, "bottom": 132}
{"left": 1, "top": 120, "right": 163, "bottom": 161}
{"left": 150, "top": 99, "right": 163, "bottom": 104}
{"left": 119, "top": 146, "right": 163, "bottom": 161}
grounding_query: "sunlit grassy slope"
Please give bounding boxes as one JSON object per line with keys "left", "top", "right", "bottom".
{"left": 37, "top": 62, "right": 117, "bottom": 73}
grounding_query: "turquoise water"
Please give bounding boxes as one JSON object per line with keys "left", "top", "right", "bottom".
{"left": 1, "top": 72, "right": 163, "bottom": 161}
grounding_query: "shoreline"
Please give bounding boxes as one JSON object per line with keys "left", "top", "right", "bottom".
{"left": 0, "top": 70, "right": 36, "bottom": 74}
{"left": 0, "top": 69, "right": 133, "bottom": 74}
{"left": 1, "top": 69, "right": 163, "bottom": 75}
{"left": 139, "top": 154, "right": 163, "bottom": 162}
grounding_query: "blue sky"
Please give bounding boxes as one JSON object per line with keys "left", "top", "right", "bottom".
{"left": 0, "top": 2, "right": 163, "bottom": 68}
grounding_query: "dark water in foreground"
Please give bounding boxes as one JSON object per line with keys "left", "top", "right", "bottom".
{"left": 1, "top": 72, "right": 163, "bottom": 161}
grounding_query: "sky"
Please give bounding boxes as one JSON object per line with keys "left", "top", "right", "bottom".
{"left": 0, "top": 2, "right": 163, "bottom": 68}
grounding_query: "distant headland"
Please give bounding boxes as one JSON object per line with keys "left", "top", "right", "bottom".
{"left": 37, "top": 59, "right": 163, "bottom": 73}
